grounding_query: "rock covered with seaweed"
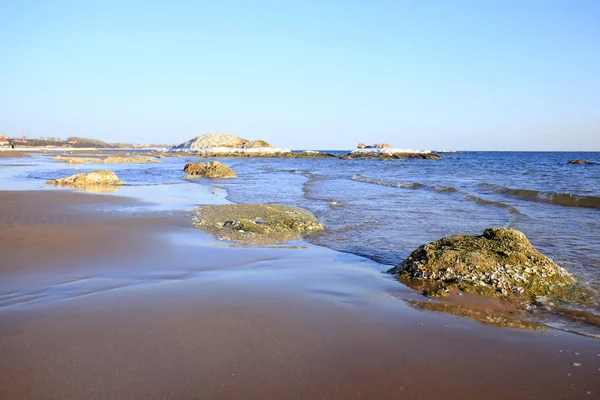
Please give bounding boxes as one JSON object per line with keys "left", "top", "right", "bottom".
{"left": 192, "top": 204, "right": 324, "bottom": 244}
{"left": 183, "top": 161, "right": 237, "bottom": 179}
{"left": 388, "top": 228, "right": 579, "bottom": 307}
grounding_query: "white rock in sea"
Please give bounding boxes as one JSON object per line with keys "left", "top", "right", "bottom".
{"left": 170, "top": 133, "right": 291, "bottom": 155}
{"left": 351, "top": 144, "right": 432, "bottom": 155}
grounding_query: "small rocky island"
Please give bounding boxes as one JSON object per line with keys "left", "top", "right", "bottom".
{"left": 388, "top": 228, "right": 579, "bottom": 308}
{"left": 171, "top": 133, "right": 293, "bottom": 157}
{"left": 341, "top": 143, "right": 443, "bottom": 159}
{"left": 192, "top": 204, "right": 324, "bottom": 244}
{"left": 46, "top": 170, "right": 125, "bottom": 186}
{"left": 183, "top": 161, "right": 237, "bottom": 179}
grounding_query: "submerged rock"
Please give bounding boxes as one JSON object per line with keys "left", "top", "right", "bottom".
{"left": 46, "top": 170, "right": 125, "bottom": 186}
{"left": 183, "top": 161, "right": 237, "bottom": 179}
{"left": 388, "top": 228, "right": 578, "bottom": 307}
{"left": 171, "top": 133, "right": 292, "bottom": 157}
{"left": 53, "top": 155, "right": 160, "bottom": 164}
{"left": 568, "top": 159, "right": 598, "bottom": 165}
{"left": 192, "top": 204, "right": 324, "bottom": 244}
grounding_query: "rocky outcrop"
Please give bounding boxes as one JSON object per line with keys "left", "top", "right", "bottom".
{"left": 171, "top": 134, "right": 292, "bottom": 157}
{"left": 388, "top": 228, "right": 578, "bottom": 307}
{"left": 183, "top": 161, "right": 237, "bottom": 179}
{"left": 357, "top": 143, "right": 393, "bottom": 149}
{"left": 46, "top": 170, "right": 125, "bottom": 186}
{"left": 192, "top": 204, "right": 324, "bottom": 244}
{"left": 568, "top": 159, "right": 598, "bottom": 165}
{"left": 53, "top": 155, "right": 160, "bottom": 164}
{"left": 345, "top": 143, "right": 443, "bottom": 159}
{"left": 245, "top": 140, "right": 272, "bottom": 149}
{"left": 294, "top": 151, "right": 336, "bottom": 158}
{"left": 341, "top": 152, "right": 443, "bottom": 160}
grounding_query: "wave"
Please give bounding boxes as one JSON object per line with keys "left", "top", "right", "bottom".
{"left": 351, "top": 175, "right": 521, "bottom": 215}
{"left": 479, "top": 183, "right": 600, "bottom": 209}
{"left": 351, "top": 175, "right": 425, "bottom": 190}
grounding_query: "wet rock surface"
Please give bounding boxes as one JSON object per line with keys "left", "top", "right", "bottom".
{"left": 568, "top": 159, "right": 598, "bottom": 165}
{"left": 183, "top": 161, "right": 237, "bottom": 179}
{"left": 46, "top": 170, "right": 125, "bottom": 186}
{"left": 192, "top": 204, "right": 324, "bottom": 244}
{"left": 388, "top": 228, "right": 579, "bottom": 307}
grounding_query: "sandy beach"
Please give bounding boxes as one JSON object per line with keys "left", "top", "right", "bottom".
{"left": 1, "top": 189, "right": 599, "bottom": 399}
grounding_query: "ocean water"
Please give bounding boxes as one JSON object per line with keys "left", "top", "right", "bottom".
{"left": 3, "top": 151, "right": 599, "bottom": 334}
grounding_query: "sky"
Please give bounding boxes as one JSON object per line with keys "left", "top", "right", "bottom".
{"left": 1, "top": 0, "right": 599, "bottom": 150}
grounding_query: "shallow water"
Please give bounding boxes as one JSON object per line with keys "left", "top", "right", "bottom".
{"left": 2, "top": 151, "right": 599, "bottom": 334}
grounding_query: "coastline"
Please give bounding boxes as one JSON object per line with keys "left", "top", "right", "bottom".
{"left": 1, "top": 188, "right": 599, "bottom": 399}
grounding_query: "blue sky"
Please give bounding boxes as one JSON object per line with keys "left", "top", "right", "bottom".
{"left": 1, "top": 0, "right": 599, "bottom": 150}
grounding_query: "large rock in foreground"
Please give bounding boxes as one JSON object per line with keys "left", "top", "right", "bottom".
{"left": 388, "top": 228, "right": 577, "bottom": 306}
{"left": 192, "top": 204, "right": 324, "bottom": 244}
{"left": 183, "top": 161, "right": 237, "bottom": 179}
{"left": 46, "top": 170, "right": 125, "bottom": 186}
{"left": 171, "top": 133, "right": 292, "bottom": 157}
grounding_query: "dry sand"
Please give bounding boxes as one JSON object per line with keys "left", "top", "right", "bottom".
{"left": 0, "top": 190, "right": 599, "bottom": 400}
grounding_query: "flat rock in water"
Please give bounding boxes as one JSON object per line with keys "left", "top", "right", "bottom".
{"left": 183, "top": 161, "right": 237, "bottom": 179}
{"left": 568, "top": 159, "right": 598, "bottom": 165}
{"left": 46, "top": 170, "right": 125, "bottom": 186}
{"left": 192, "top": 204, "right": 324, "bottom": 244}
{"left": 294, "top": 151, "right": 335, "bottom": 158}
{"left": 345, "top": 143, "right": 443, "bottom": 159}
{"left": 388, "top": 228, "right": 579, "bottom": 307}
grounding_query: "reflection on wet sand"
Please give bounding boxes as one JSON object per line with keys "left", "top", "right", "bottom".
{"left": 407, "top": 299, "right": 547, "bottom": 331}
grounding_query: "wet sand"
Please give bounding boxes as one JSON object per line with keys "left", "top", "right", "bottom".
{"left": 1, "top": 190, "right": 599, "bottom": 399}
{"left": 0, "top": 150, "right": 31, "bottom": 158}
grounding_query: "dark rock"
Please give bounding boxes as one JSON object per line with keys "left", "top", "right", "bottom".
{"left": 568, "top": 159, "right": 598, "bottom": 165}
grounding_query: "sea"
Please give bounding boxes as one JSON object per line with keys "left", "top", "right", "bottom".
{"left": 2, "top": 150, "right": 599, "bottom": 336}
